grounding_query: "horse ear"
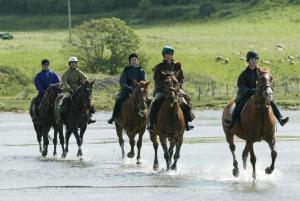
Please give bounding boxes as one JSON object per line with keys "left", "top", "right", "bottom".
{"left": 90, "top": 79, "right": 95, "bottom": 86}
{"left": 145, "top": 81, "right": 150, "bottom": 88}
{"left": 133, "top": 80, "right": 139, "bottom": 87}
{"left": 175, "top": 62, "right": 181, "bottom": 69}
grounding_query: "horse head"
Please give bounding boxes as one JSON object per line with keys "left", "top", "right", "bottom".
{"left": 46, "top": 84, "right": 60, "bottom": 104}
{"left": 256, "top": 67, "right": 273, "bottom": 104}
{"left": 162, "top": 71, "right": 181, "bottom": 107}
{"left": 74, "top": 80, "right": 95, "bottom": 110}
{"left": 132, "top": 80, "right": 149, "bottom": 117}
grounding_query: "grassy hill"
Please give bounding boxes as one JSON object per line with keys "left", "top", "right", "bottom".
{"left": 0, "top": 2, "right": 300, "bottom": 111}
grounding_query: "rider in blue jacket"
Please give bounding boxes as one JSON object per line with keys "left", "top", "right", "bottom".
{"left": 32, "top": 59, "right": 60, "bottom": 120}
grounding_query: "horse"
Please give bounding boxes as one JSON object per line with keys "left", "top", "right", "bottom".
{"left": 30, "top": 84, "right": 65, "bottom": 157}
{"left": 55, "top": 80, "right": 95, "bottom": 158}
{"left": 222, "top": 67, "right": 276, "bottom": 180}
{"left": 115, "top": 80, "right": 149, "bottom": 164}
{"left": 149, "top": 72, "right": 185, "bottom": 171}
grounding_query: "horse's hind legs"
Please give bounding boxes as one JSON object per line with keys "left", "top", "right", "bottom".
{"left": 168, "top": 143, "right": 175, "bottom": 166}
{"left": 226, "top": 134, "right": 239, "bottom": 177}
{"left": 64, "top": 129, "right": 72, "bottom": 157}
{"left": 249, "top": 143, "right": 257, "bottom": 180}
{"left": 150, "top": 130, "right": 159, "bottom": 171}
{"left": 170, "top": 142, "right": 182, "bottom": 171}
{"left": 73, "top": 128, "right": 83, "bottom": 157}
{"left": 57, "top": 125, "right": 65, "bottom": 158}
{"left": 42, "top": 129, "right": 50, "bottom": 157}
{"left": 265, "top": 137, "right": 277, "bottom": 174}
{"left": 116, "top": 125, "right": 125, "bottom": 159}
{"left": 242, "top": 143, "right": 249, "bottom": 169}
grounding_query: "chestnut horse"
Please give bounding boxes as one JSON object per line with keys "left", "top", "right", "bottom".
{"left": 150, "top": 73, "right": 185, "bottom": 171}
{"left": 30, "top": 85, "right": 65, "bottom": 157}
{"left": 115, "top": 80, "right": 149, "bottom": 164}
{"left": 222, "top": 68, "right": 276, "bottom": 180}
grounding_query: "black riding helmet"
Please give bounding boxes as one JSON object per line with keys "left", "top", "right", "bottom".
{"left": 246, "top": 51, "right": 259, "bottom": 62}
{"left": 41, "top": 59, "right": 50, "bottom": 65}
{"left": 129, "top": 53, "right": 138, "bottom": 62}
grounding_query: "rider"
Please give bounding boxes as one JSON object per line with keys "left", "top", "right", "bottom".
{"left": 227, "top": 51, "right": 289, "bottom": 128}
{"left": 56, "top": 56, "right": 96, "bottom": 124}
{"left": 32, "top": 59, "right": 60, "bottom": 121}
{"left": 108, "top": 53, "right": 147, "bottom": 124}
{"left": 147, "top": 45, "right": 194, "bottom": 131}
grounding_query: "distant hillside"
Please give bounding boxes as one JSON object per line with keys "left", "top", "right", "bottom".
{"left": 0, "top": 0, "right": 299, "bottom": 30}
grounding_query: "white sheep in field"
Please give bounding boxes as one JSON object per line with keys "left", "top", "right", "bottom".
{"left": 261, "top": 60, "right": 271, "bottom": 65}
{"left": 215, "top": 56, "right": 224, "bottom": 62}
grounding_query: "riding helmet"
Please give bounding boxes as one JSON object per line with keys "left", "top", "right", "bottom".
{"left": 246, "top": 51, "right": 259, "bottom": 62}
{"left": 162, "top": 45, "right": 174, "bottom": 56}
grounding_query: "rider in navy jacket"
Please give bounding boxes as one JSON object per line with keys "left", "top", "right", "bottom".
{"left": 32, "top": 59, "right": 60, "bottom": 120}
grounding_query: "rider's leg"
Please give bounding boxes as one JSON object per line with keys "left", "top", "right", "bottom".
{"left": 180, "top": 97, "right": 195, "bottom": 131}
{"left": 147, "top": 93, "right": 165, "bottom": 131}
{"left": 108, "top": 91, "right": 128, "bottom": 124}
{"left": 270, "top": 101, "right": 289, "bottom": 126}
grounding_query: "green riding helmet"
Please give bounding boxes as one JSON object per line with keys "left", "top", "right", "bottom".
{"left": 162, "top": 45, "right": 174, "bottom": 56}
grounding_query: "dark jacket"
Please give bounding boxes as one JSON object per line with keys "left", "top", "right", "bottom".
{"left": 34, "top": 69, "right": 60, "bottom": 95}
{"left": 152, "top": 60, "right": 184, "bottom": 95}
{"left": 117, "top": 65, "right": 146, "bottom": 100}
{"left": 236, "top": 66, "right": 259, "bottom": 102}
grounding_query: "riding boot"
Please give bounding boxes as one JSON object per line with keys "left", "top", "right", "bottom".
{"left": 87, "top": 105, "right": 96, "bottom": 124}
{"left": 108, "top": 100, "right": 122, "bottom": 124}
{"left": 270, "top": 101, "right": 289, "bottom": 126}
{"left": 180, "top": 103, "right": 194, "bottom": 131}
{"left": 226, "top": 101, "right": 241, "bottom": 129}
{"left": 147, "top": 98, "right": 164, "bottom": 131}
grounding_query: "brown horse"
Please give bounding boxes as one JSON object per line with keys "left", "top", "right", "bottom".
{"left": 150, "top": 73, "right": 185, "bottom": 171}
{"left": 222, "top": 67, "right": 276, "bottom": 180}
{"left": 30, "top": 85, "right": 65, "bottom": 157}
{"left": 115, "top": 80, "right": 149, "bottom": 164}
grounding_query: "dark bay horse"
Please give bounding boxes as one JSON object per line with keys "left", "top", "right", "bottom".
{"left": 150, "top": 73, "right": 185, "bottom": 171}
{"left": 30, "top": 85, "right": 65, "bottom": 157}
{"left": 115, "top": 80, "right": 149, "bottom": 164}
{"left": 222, "top": 68, "right": 276, "bottom": 180}
{"left": 56, "top": 80, "right": 95, "bottom": 158}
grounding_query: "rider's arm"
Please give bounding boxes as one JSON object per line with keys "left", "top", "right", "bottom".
{"left": 78, "top": 69, "right": 88, "bottom": 83}
{"left": 50, "top": 71, "right": 61, "bottom": 85}
{"left": 34, "top": 73, "right": 46, "bottom": 94}
{"left": 62, "top": 71, "right": 71, "bottom": 92}
{"left": 237, "top": 72, "right": 251, "bottom": 96}
{"left": 119, "top": 69, "right": 131, "bottom": 90}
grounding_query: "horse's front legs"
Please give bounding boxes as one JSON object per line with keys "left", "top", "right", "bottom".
{"left": 170, "top": 141, "right": 182, "bottom": 171}
{"left": 150, "top": 130, "right": 159, "bottom": 170}
{"left": 249, "top": 143, "right": 257, "bottom": 181}
{"left": 265, "top": 137, "right": 277, "bottom": 174}
{"left": 136, "top": 131, "right": 144, "bottom": 164}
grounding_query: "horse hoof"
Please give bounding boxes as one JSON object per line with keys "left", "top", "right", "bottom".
{"left": 170, "top": 165, "right": 177, "bottom": 171}
{"left": 153, "top": 164, "right": 159, "bottom": 171}
{"left": 77, "top": 151, "right": 83, "bottom": 157}
{"left": 61, "top": 153, "right": 66, "bottom": 158}
{"left": 127, "top": 152, "right": 134, "bottom": 158}
{"left": 136, "top": 160, "right": 142, "bottom": 165}
{"left": 42, "top": 151, "right": 47, "bottom": 157}
{"left": 53, "top": 152, "right": 57, "bottom": 157}
{"left": 252, "top": 173, "right": 256, "bottom": 180}
{"left": 232, "top": 168, "right": 240, "bottom": 177}
{"left": 265, "top": 167, "right": 273, "bottom": 174}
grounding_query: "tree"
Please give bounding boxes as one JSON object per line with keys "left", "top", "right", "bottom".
{"left": 67, "top": 17, "right": 139, "bottom": 74}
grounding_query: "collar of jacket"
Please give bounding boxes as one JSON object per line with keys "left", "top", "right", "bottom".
{"left": 125, "top": 65, "right": 141, "bottom": 69}
{"left": 246, "top": 65, "right": 258, "bottom": 72}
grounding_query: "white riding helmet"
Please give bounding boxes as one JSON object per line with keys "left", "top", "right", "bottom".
{"left": 68, "top": 56, "right": 78, "bottom": 63}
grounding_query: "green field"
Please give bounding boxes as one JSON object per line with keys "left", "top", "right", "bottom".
{"left": 0, "top": 5, "right": 300, "bottom": 111}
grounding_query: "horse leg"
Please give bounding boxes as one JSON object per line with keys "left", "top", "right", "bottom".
{"left": 242, "top": 143, "right": 249, "bottom": 169}
{"left": 73, "top": 128, "right": 83, "bottom": 157}
{"left": 53, "top": 130, "right": 58, "bottom": 156}
{"left": 127, "top": 136, "right": 135, "bottom": 158}
{"left": 41, "top": 127, "right": 50, "bottom": 157}
{"left": 36, "top": 126, "right": 42, "bottom": 153}
{"left": 226, "top": 134, "right": 239, "bottom": 177}
{"left": 116, "top": 124, "right": 125, "bottom": 159}
{"left": 57, "top": 124, "right": 65, "bottom": 158}
{"left": 150, "top": 130, "right": 159, "bottom": 170}
{"left": 64, "top": 128, "right": 72, "bottom": 157}
{"left": 168, "top": 142, "right": 175, "bottom": 166}
{"left": 265, "top": 137, "right": 277, "bottom": 174}
{"left": 170, "top": 141, "right": 182, "bottom": 171}
{"left": 249, "top": 143, "right": 257, "bottom": 180}
{"left": 160, "top": 136, "right": 170, "bottom": 170}
{"left": 136, "top": 132, "right": 143, "bottom": 165}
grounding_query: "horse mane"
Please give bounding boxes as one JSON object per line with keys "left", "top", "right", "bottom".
{"left": 258, "top": 67, "right": 271, "bottom": 75}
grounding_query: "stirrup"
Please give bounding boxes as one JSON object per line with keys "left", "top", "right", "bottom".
{"left": 88, "top": 119, "right": 96, "bottom": 124}
{"left": 185, "top": 123, "right": 194, "bottom": 131}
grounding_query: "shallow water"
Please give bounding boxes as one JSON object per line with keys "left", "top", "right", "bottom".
{"left": 0, "top": 110, "right": 299, "bottom": 201}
